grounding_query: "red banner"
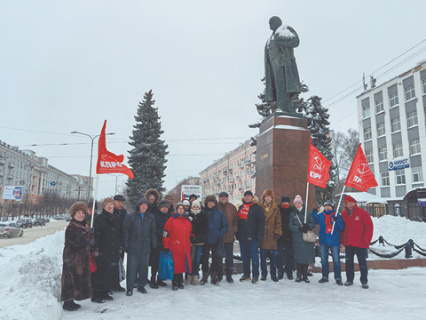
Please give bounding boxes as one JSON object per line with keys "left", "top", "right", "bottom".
{"left": 307, "top": 139, "right": 331, "bottom": 189}
{"left": 96, "top": 120, "right": 134, "bottom": 179}
{"left": 344, "top": 144, "right": 377, "bottom": 192}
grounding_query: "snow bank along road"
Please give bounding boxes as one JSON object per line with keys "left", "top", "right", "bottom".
{"left": 0, "top": 220, "right": 68, "bottom": 248}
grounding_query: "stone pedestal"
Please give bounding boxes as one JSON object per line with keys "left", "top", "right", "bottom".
{"left": 255, "top": 115, "right": 316, "bottom": 210}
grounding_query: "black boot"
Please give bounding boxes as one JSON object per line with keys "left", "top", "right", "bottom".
{"left": 157, "top": 278, "right": 167, "bottom": 287}
{"left": 302, "top": 265, "right": 310, "bottom": 283}
{"left": 150, "top": 275, "right": 159, "bottom": 289}
{"left": 295, "top": 264, "right": 302, "bottom": 283}
{"left": 172, "top": 280, "right": 178, "bottom": 291}
{"left": 63, "top": 300, "right": 79, "bottom": 311}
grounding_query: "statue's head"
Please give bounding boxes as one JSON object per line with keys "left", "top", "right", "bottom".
{"left": 269, "top": 16, "right": 282, "bottom": 32}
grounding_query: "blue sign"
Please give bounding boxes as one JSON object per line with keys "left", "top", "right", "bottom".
{"left": 50, "top": 181, "right": 56, "bottom": 186}
{"left": 418, "top": 199, "right": 426, "bottom": 207}
{"left": 388, "top": 158, "right": 409, "bottom": 171}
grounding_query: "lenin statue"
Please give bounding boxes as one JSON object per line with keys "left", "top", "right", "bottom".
{"left": 264, "top": 16, "right": 301, "bottom": 113}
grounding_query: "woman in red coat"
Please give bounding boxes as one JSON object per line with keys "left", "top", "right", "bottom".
{"left": 163, "top": 203, "right": 193, "bottom": 291}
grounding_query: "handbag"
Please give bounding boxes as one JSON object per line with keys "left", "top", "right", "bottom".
{"left": 295, "top": 214, "right": 316, "bottom": 243}
{"left": 217, "top": 239, "right": 226, "bottom": 258}
{"left": 90, "top": 255, "right": 97, "bottom": 273}
{"left": 159, "top": 251, "right": 174, "bottom": 280}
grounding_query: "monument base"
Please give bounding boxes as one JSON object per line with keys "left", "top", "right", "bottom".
{"left": 255, "top": 115, "right": 316, "bottom": 210}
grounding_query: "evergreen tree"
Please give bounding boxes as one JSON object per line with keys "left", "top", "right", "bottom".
{"left": 126, "top": 90, "right": 168, "bottom": 206}
{"left": 304, "top": 96, "right": 337, "bottom": 205}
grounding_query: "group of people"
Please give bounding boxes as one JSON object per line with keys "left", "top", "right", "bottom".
{"left": 60, "top": 189, "right": 374, "bottom": 312}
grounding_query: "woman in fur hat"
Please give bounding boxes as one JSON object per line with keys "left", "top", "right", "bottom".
{"left": 289, "top": 195, "right": 315, "bottom": 283}
{"left": 259, "top": 189, "right": 282, "bottom": 282}
{"left": 61, "top": 202, "right": 94, "bottom": 311}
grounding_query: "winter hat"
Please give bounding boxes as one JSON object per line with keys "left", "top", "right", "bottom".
{"left": 182, "top": 199, "right": 190, "bottom": 207}
{"left": 244, "top": 191, "right": 253, "bottom": 197}
{"left": 262, "top": 189, "right": 274, "bottom": 200}
{"left": 189, "top": 194, "right": 198, "bottom": 201}
{"left": 70, "top": 202, "right": 89, "bottom": 217}
{"left": 324, "top": 200, "right": 334, "bottom": 209}
{"left": 219, "top": 192, "right": 229, "bottom": 198}
{"left": 159, "top": 199, "right": 171, "bottom": 209}
{"left": 204, "top": 195, "right": 218, "bottom": 207}
{"left": 191, "top": 200, "right": 202, "bottom": 215}
{"left": 281, "top": 196, "right": 290, "bottom": 203}
{"left": 135, "top": 197, "right": 150, "bottom": 211}
{"left": 345, "top": 195, "right": 356, "bottom": 204}
{"left": 192, "top": 200, "right": 201, "bottom": 208}
{"left": 113, "top": 195, "right": 125, "bottom": 201}
{"left": 293, "top": 195, "right": 303, "bottom": 206}
{"left": 102, "top": 198, "right": 115, "bottom": 208}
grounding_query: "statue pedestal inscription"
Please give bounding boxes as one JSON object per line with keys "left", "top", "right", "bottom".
{"left": 255, "top": 115, "right": 316, "bottom": 209}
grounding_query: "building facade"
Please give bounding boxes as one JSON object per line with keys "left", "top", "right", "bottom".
{"left": 0, "top": 140, "right": 91, "bottom": 206}
{"left": 200, "top": 139, "right": 256, "bottom": 205}
{"left": 357, "top": 62, "right": 426, "bottom": 201}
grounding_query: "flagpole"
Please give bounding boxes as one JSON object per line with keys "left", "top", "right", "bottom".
{"left": 90, "top": 175, "right": 99, "bottom": 228}
{"left": 331, "top": 185, "right": 346, "bottom": 234}
{"left": 304, "top": 182, "right": 309, "bottom": 223}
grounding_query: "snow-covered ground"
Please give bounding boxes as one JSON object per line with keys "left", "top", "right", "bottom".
{"left": 0, "top": 215, "right": 425, "bottom": 320}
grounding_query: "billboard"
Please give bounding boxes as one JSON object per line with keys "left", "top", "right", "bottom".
{"left": 181, "top": 185, "right": 202, "bottom": 201}
{"left": 3, "top": 186, "right": 23, "bottom": 201}
{"left": 388, "top": 157, "right": 409, "bottom": 171}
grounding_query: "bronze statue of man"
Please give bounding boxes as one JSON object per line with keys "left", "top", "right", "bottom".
{"left": 264, "top": 16, "right": 301, "bottom": 113}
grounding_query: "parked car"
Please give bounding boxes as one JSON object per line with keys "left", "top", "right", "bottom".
{"left": 33, "top": 218, "right": 46, "bottom": 226}
{"left": 0, "top": 223, "right": 24, "bottom": 238}
{"left": 16, "top": 219, "right": 33, "bottom": 229}
{"left": 43, "top": 218, "right": 50, "bottom": 223}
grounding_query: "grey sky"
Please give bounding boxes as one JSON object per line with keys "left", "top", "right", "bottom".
{"left": 1, "top": 0, "right": 425, "bottom": 199}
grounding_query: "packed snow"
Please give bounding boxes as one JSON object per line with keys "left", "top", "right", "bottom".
{"left": 0, "top": 215, "right": 425, "bottom": 320}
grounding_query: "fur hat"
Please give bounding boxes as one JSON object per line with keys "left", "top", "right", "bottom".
{"left": 261, "top": 189, "right": 274, "bottom": 201}
{"left": 293, "top": 195, "right": 303, "bottom": 206}
{"left": 102, "top": 197, "right": 114, "bottom": 208}
{"left": 70, "top": 202, "right": 88, "bottom": 217}
{"left": 159, "top": 199, "right": 171, "bottom": 209}
{"left": 281, "top": 196, "right": 290, "bottom": 203}
{"left": 345, "top": 195, "right": 356, "bottom": 204}
{"left": 204, "top": 195, "right": 218, "bottom": 207}
{"left": 192, "top": 200, "right": 201, "bottom": 208}
{"left": 145, "top": 189, "right": 160, "bottom": 204}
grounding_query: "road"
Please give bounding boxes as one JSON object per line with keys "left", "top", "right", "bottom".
{"left": 0, "top": 220, "right": 69, "bottom": 248}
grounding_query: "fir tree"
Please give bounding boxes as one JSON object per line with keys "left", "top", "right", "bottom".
{"left": 126, "top": 90, "right": 168, "bottom": 206}
{"left": 304, "top": 96, "right": 336, "bottom": 205}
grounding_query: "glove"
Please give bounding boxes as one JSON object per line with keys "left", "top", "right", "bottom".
{"left": 88, "top": 238, "right": 95, "bottom": 246}
{"left": 298, "top": 226, "right": 304, "bottom": 232}
{"left": 88, "top": 228, "right": 95, "bottom": 234}
{"left": 302, "top": 225, "right": 309, "bottom": 233}
{"left": 164, "top": 248, "right": 170, "bottom": 254}
{"left": 332, "top": 216, "right": 338, "bottom": 222}
{"left": 273, "top": 234, "right": 281, "bottom": 241}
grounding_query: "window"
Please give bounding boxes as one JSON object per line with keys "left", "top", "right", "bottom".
{"left": 381, "top": 172, "right": 390, "bottom": 186}
{"left": 391, "top": 117, "right": 401, "bottom": 132}
{"left": 377, "top": 122, "right": 386, "bottom": 136}
{"left": 364, "top": 127, "right": 372, "bottom": 141}
{"left": 395, "top": 169, "right": 406, "bottom": 185}
{"left": 365, "top": 150, "right": 373, "bottom": 163}
{"left": 422, "top": 78, "right": 426, "bottom": 95}
{"left": 393, "top": 143, "right": 403, "bottom": 158}
{"left": 405, "top": 84, "right": 415, "bottom": 101}
{"left": 375, "top": 99, "right": 384, "bottom": 113}
{"left": 409, "top": 139, "right": 421, "bottom": 155}
{"left": 412, "top": 167, "right": 423, "bottom": 183}
{"left": 389, "top": 92, "right": 399, "bottom": 108}
{"left": 378, "top": 147, "right": 387, "bottom": 161}
{"left": 362, "top": 99, "right": 370, "bottom": 118}
{"left": 407, "top": 111, "right": 418, "bottom": 128}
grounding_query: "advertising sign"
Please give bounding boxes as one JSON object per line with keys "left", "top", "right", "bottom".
{"left": 418, "top": 190, "right": 426, "bottom": 207}
{"left": 181, "top": 185, "right": 202, "bottom": 201}
{"left": 3, "top": 186, "right": 23, "bottom": 201}
{"left": 388, "top": 157, "right": 409, "bottom": 171}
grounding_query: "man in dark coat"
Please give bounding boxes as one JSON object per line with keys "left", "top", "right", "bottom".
{"left": 200, "top": 195, "right": 228, "bottom": 285}
{"left": 164, "top": 193, "right": 175, "bottom": 215}
{"left": 236, "top": 191, "right": 265, "bottom": 284}
{"left": 277, "top": 195, "right": 294, "bottom": 280}
{"left": 122, "top": 197, "right": 157, "bottom": 296}
{"left": 113, "top": 194, "right": 128, "bottom": 292}
{"left": 92, "top": 198, "right": 121, "bottom": 303}
{"left": 149, "top": 199, "right": 172, "bottom": 288}
{"left": 217, "top": 191, "right": 238, "bottom": 283}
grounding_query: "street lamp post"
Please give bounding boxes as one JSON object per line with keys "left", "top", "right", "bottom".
{"left": 109, "top": 174, "right": 126, "bottom": 195}
{"left": 71, "top": 131, "right": 115, "bottom": 201}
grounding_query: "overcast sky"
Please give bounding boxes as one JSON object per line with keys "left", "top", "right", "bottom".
{"left": 1, "top": 0, "right": 426, "bottom": 200}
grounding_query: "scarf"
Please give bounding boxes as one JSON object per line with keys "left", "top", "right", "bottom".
{"left": 191, "top": 208, "right": 201, "bottom": 215}
{"left": 282, "top": 203, "right": 290, "bottom": 208}
{"left": 238, "top": 203, "right": 253, "bottom": 220}
{"left": 324, "top": 209, "right": 335, "bottom": 234}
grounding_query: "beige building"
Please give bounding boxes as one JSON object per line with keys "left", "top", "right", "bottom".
{"left": 200, "top": 139, "right": 256, "bottom": 205}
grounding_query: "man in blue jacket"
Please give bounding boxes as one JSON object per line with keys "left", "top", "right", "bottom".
{"left": 237, "top": 191, "right": 265, "bottom": 284}
{"left": 200, "top": 195, "right": 228, "bottom": 285}
{"left": 312, "top": 200, "right": 344, "bottom": 285}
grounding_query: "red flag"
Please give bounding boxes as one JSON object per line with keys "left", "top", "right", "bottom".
{"left": 307, "top": 139, "right": 332, "bottom": 189}
{"left": 344, "top": 144, "right": 377, "bottom": 191}
{"left": 96, "top": 120, "right": 134, "bottom": 179}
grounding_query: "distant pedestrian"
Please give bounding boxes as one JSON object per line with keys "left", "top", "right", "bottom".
{"left": 312, "top": 200, "right": 344, "bottom": 285}
{"left": 289, "top": 195, "right": 315, "bottom": 283}
{"left": 341, "top": 195, "right": 374, "bottom": 289}
{"left": 61, "top": 202, "right": 94, "bottom": 311}
{"left": 236, "top": 191, "right": 265, "bottom": 284}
